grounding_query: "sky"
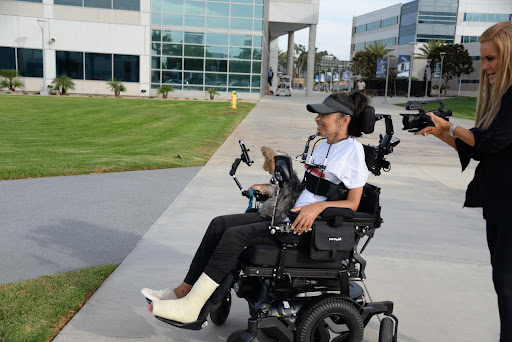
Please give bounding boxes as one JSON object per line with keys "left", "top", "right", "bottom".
{"left": 278, "top": 0, "right": 405, "bottom": 60}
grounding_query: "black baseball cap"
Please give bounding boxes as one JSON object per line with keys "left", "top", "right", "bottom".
{"left": 306, "top": 95, "right": 354, "bottom": 116}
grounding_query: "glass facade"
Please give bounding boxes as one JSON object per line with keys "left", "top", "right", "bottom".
{"left": 354, "top": 16, "right": 398, "bottom": 34}
{"left": 56, "top": 51, "right": 84, "bottom": 79}
{"left": 464, "top": 13, "right": 512, "bottom": 22}
{"left": 150, "top": 0, "right": 264, "bottom": 93}
{"left": 18, "top": 49, "right": 43, "bottom": 77}
{"left": 353, "top": 37, "right": 396, "bottom": 52}
{"left": 54, "top": 0, "right": 140, "bottom": 11}
{"left": 0, "top": 47, "right": 16, "bottom": 70}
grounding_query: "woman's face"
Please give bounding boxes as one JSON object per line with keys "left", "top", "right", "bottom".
{"left": 315, "top": 112, "right": 349, "bottom": 141}
{"left": 480, "top": 41, "right": 500, "bottom": 85}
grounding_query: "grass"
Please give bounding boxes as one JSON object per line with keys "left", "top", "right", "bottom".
{"left": 395, "top": 97, "right": 477, "bottom": 120}
{"left": 0, "top": 95, "right": 255, "bottom": 180}
{"left": 0, "top": 265, "right": 116, "bottom": 342}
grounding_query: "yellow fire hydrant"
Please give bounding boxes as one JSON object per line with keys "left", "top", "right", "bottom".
{"left": 230, "top": 91, "right": 237, "bottom": 109}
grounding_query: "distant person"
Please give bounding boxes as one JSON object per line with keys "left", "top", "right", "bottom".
{"left": 268, "top": 68, "right": 274, "bottom": 87}
{"left": 417, "top": 21, "right": 512, "bottom": 341}
{"left": 356, "top": 78, "right": 366, "bottom": 93}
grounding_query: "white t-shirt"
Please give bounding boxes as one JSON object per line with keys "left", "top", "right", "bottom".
{"left": 357, "top": 81, "right": 366, "bottom": 91}
{"left": 294, "top": 137, "right": 368, "bottom": 208}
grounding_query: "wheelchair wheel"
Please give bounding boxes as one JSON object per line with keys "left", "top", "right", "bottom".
{"left": 378, "top": 317, "right": 394, "bottom": 342}
{"left": 210, "top": 290, "right": 231, "bottom": 325}
{"left": 227, "top": 329, "right": 259, "bottom": 342}
{"left": 295, "top": 298, "right": 363, "bottom": 342}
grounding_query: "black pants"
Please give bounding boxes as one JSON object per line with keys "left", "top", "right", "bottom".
{"left": 184, "top": 212, "right": 276, "bottom": 285}
{"left": 486, "top": 220, "right": 512, "bottom": 342}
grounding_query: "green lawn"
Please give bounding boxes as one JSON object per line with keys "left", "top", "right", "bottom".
{"left": 396, "top": 97, "right": 477, "bottom": 120}
{"left": 0, "top": 95, "right": 255, "bottom": 180}
{"left": 0, "top": 265, "right": 116, "bottom": 342}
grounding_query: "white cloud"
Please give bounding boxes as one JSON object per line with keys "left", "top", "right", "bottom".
{"left": 279, "top": 0, "right": 404, "bottom": 60}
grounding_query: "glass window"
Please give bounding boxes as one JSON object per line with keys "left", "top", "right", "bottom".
{"left": 253, "top": 36, "right": 262, "bottom": 48}
{"left": 206, "top": 33, "right": 228, "bottom": 45}
{"left": 152, "top": 30, "right": 161, "bottom": 42}
{"left": 205, "top": 59, "right": 227, "bottom": 72}
{"left": 184, "top": 58, "right": 203, "bottom": 71}
{"left": 254, "top": 0, "right": 263, "bottom": 4}
{"left": 207, "top": 2, "right": 229, "bottom": 17}
{"left": 151, "top": 84, "right": 160, "bottom": 89}
{"left": 114, "top": 54, "right": 139, "bottom": 82}
{"left": 85, "top": 53, "right": 112, "bottom": 81}
{"left": 186, "top": 85, "right": 204, "bottom": 91}
{"left": 232, "top": 0, "right": 252, "bottom": 4}
{"left": 162, "top": 71, "right": 182, "bottom": 84}
{"left": 163, "top": 14, "right": 183, "bottom": 26}
{"left": 253, "top": 19, "right": 262, "bottom": 31}
{"left": 114, "top": 0, "right": 139, "bottom": 10}
{"left": 207, "top": 17, "right": 229, "bottom": 29}
{"left": 252, "top": 48, "right": 261, "bottom": 60}
{"left": 205, "top": 46, "right": 228, "bottom": 58}
{"left": 17, "top": 48, "right": 43, "bottom": 78}
{"left": 184, "top": 32, "right": 204, "bottom": 44}
{"left": 229, "top": 87, "right": 250, "bottom": 93}
{"left": 55, "top": 0, "right": 82, "bottom": 5}
{"left": 0, "top": 47, "right": 16, "bottom": 70}
{"left": 231, "top": 18, "right": 252, "bottom": 30}
{"left": 84, "top": 0, "right": 110, "bottom": 9}
{"left": 185, "top": 1, "right": 205, "bottom": 15}
{"left": 184, "top": 72, "right": 203, "bottom": 85}
{"left": 152, "top": 0, "right": 161, "bottom": 12}
{"left": 251, "top": 75, "right": 260, "bottom": 88}
{"left": 185, "top": 15, "right": 205, "bottom": 27}
{"left": 230, "top": 47, "right": 251, "bottom": 59}
{"left": 162, "top": 44, "right": 183, "bottom": 56}
{"left": 152, "top": 56, "right": 161, "bottom": 69}
{"left": 163, "top": 30, "right": 183, "bottom": 43}
{"left": 152, "top": 13, "right": 162, "bottom": 25}
{"left": 152, "top": 70, "right": 161, "bottom": 83}
{"left": 231, "top": 4, "right": 252, "bottom": 18}
{"left": 56, "top": 51, "right": 83, "bottom": 79}
{"left": 254, "top": 5, "right": 263, "bottom": 19}
{"left": 18, "top": 0, "right": 43, "bottom": 2}
{"left": 162, "top": 57, "right": 182, "bottom": 69}
{"left": 229, "top": 74, "right": 250, "bottom": 87}
{"left": 184, "top": 45, "right": 204, "bottom": 57}
{"left": 152, "top": 43, "right": 161, "bottom": 55}
{"left": 230, "top": 34, "right": 252, "bottom": 47}
{"left": 400, "top": 12, "right": 417, "bottom": 26}
{"left": 252, "top": 61, "right": 260, "bottom": 73}
{"left": 229, "top": 61, "right": 251, "bottom": 73}
{"left": 163, "top": 0, "right": 183, "bottom": 13}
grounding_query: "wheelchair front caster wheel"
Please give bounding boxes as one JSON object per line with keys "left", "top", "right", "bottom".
{"left": 227, "top": 329, "right": 259, "bottom": 342}
{"left": 378, "top": 317, "right": 394, "bottom": 342}
{"left": 210, "top": 290, "right": 231, "bottom": 325}
{"left": 296, "top": 298, "right": 364, "bottom": 342}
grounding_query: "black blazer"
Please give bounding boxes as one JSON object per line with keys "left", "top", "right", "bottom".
{"left": 456, "top": 86, "right": 512, "bottom": 224}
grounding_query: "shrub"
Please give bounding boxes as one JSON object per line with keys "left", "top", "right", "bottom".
{"left": 107, "top": 79, "right": 127, "bottom": 97}
{"left": 52, "top": 76, "right": 76, "bottom": 95}
{"left": 0, "top": 69, "right": 24, "bottom": 92}
{"left": 157, "top": 85, "right": 174, "bottom": 99}
{"left": 207, "top": 88, "right": 220, "bottom": 100}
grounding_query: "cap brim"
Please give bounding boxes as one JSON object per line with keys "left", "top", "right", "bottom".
{"left": 306, "top": 103, "right": 338, "bottom": 114}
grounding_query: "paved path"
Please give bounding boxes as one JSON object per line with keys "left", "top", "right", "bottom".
{"left": 0, "top": 167, "right": 200, "bottom": 284}
{"left": 55, "top": 91, "right": 499, "bottom": 342}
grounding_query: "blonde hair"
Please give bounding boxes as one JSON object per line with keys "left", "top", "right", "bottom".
{"left": 476, "top": 21, "right": 512, "bottom": 129}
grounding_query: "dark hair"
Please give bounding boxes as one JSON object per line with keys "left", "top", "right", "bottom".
{"left": 328, "top": 92, "right": 369, "bottom": 137}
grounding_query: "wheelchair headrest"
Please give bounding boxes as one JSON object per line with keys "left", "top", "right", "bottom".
{"left": 273, "top": 155, "right": 293, "bottom": 183}
{"left": 359, "top": 106, "right": 376, "bottom": 134}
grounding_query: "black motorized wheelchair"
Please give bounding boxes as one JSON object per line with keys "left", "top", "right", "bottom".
{"left": 149, "top": 110, "right": 400, "bottom": 342}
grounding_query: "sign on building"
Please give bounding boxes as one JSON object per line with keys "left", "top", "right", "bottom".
{"left": 376, "top": 58, "right": 387, "bottom": 78}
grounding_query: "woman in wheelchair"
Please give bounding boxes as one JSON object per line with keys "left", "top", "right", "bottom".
{"left": 141, "top": 92, "right": 370, "bottom": 325}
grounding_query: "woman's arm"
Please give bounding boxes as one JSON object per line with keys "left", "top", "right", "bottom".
{"left": 416, "top": 113, "right": 475, "bottom": 149}
{"left": 290, "top": 186, "right": 364, "bottom": 235}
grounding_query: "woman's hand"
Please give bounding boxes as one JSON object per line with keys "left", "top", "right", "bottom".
{"left": 415, "top": 112, "right": 451, "bottom": 137}
{"left": 290, "top": 202, "right": 326, "bottom": 235}
{"left": 249, "top": 184, "right": 270, "bottom": 195}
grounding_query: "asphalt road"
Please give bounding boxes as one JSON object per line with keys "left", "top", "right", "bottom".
{"left": 0, "top": 167, "right": 200, "bottom": 284}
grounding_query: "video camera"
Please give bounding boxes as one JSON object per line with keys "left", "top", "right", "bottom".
{"left": 400, "top": 100, "right": 452, "bottom": 133}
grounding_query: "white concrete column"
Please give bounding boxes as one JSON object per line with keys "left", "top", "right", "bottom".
{"left": 286, "top": 31, "right": 294, "bottom": 76}
{"left": 305, "top": 24, "right": 317, "bottom": 97}
{"left": 268, "top": 36, "right": 279, "bottom": 94}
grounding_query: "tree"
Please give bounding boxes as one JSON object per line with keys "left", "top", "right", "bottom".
{"left": 157, "top": 85, "right": 174, "bottom": 99}
{"left": 278, "top": 49, "right": 288, "bottom": 72}
{"left": 351, "top": 42, "right": 392, "bottom": 78}
{"left": 294, "top": 44, "right": 307, "bottom": 78}
{"left": 415, "top": 39, "right": 446, "bottom": 59}
{"left": 51, "top": 76, "right": 75, "bottom": 95}
{"left": 0, "top": 69, "right": 24, "bottom": 92}
{"left": 107, "top": 79, "right": 127, "bottom": 97}
{"left": 206, "top": 87, "right": 219, "bottom": 100}
{"left": 435, "top": 44, "right": 474, "bottom": 95}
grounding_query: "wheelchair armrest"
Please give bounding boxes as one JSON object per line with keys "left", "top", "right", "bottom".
{"left": 321, "top": 207, "right": 355, "bottom": 219}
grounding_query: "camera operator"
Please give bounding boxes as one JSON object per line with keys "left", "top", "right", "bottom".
{"left": 417, "top": 21, "right": 512, "bottom": 342}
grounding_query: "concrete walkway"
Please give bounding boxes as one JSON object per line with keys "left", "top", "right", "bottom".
{"left": 55, "top": 91, "right": 499, "bottom": 342}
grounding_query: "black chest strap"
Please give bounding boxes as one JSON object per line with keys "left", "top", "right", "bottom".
{"left": 304, "top": 171, "right": 347, "bottom": 199}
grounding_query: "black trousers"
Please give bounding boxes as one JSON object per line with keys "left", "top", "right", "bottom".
{"left": 184, "top": 212, "right": 276, "bottom": 285}
{"left": 486, "top": 220, "right": 512, "bottom": 342}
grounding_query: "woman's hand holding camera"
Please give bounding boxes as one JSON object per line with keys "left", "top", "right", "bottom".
{"left": 415, "top": 112, "right": 452, "bottom": 137}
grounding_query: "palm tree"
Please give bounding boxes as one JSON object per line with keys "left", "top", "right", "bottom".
{"left": 206, "top": 87, "right": 220, "bottom": 100}
{"left": 366, "top": 41, "right": 393, "bottom": 58}
{"left": 415, "top": 39, "right": 446, "bottom": 59}
{"left": 51, "top": 76, "right": 75, "bottom": 95}
{"left": 0, "top": 69, "right": 24, "bottom": 92}
{"left": 107, "top": 79, "right": 127, "bottom": 97}
{"left": 157, "top": 85, "right": 174, "bottom": 99}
